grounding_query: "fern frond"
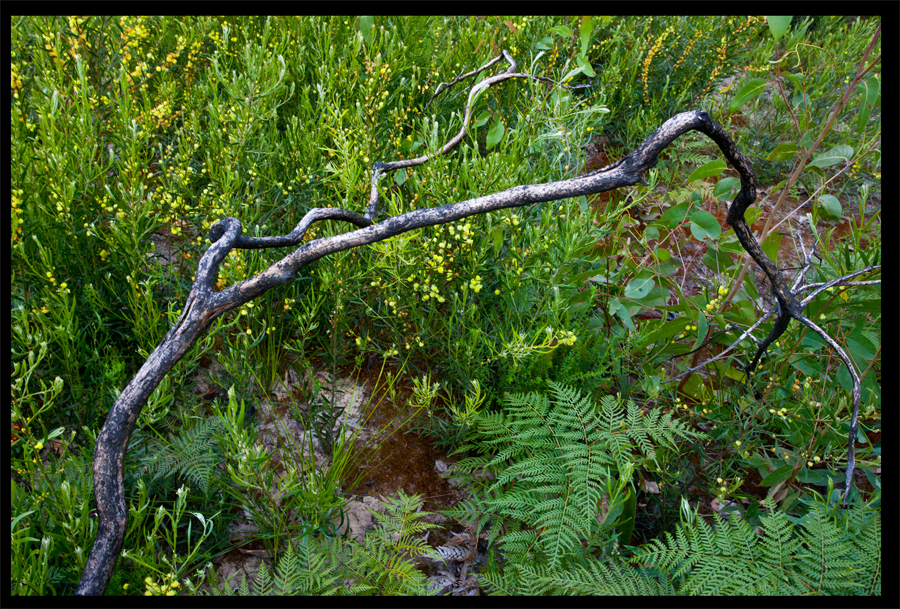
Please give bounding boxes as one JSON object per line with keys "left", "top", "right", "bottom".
{"left": 632, "top": 497, "right": 882, "bottom": 595}
{"left": 525, "top": 558, "right": 675, "bottom": 595}
{"left": 453, "top": 383, "right": 697, "bottom": 571}
{"left": 253, "top": 559, "right": 273, "bottom": 596}
{"left": 139, "top": 415, "right": 224, "bottom": 492}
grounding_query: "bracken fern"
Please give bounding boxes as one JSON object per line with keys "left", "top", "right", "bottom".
{"left": 446, "top": 382, "right": 699, "bottom": 571}
{"left": 632, "top": 495, "right": 881, "bottom": 595}
{"left": 138, "top": 415, "right": 224, "bottom": 493}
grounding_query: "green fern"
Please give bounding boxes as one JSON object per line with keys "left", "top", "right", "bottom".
{"left": 334, "top": 490, "right": 441, "bottom": 595}
{"left": 481, "top": 557, "right": 675, "bottom": 595}
{"left": 208, "top": 490, "right": 439, "bottom": 596}
{"left": 632, "top": 496, "right": 882, "bottom": 595}
{"left": 138, "top": 416, "right": 224, "bottom": 493}
{"left": 447, "top": 382, "right": 700, "bottom": 570}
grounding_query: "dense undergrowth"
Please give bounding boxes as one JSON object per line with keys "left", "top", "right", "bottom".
{"left": 11, "top": 15, "right": 881, "bottom": 595}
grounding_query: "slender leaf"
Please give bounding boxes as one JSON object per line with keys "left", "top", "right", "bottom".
{"left": 728, "top": 78, "right": 768, "bottom": 113}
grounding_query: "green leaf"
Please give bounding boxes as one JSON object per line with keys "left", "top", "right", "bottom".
{"left": 475, "top": 110, "right": 491, "bottom": 128}
{"left": 610, "top": 297, "right": 635, "bottom": 332}
{"left": 816, "top": 195, "right": 842, "bottom": 220}
{"left": 637, "top": 318, "right": 688, "bottom": 348}
{"left": 654, "top": 247, "right": 670, "bottom": 263}
{"left": 486, "top": 118, "right": 505, "bottom": 150}
{"left": 808, "top": 145, "right": 854, "bottom": 168}
{"left": 686, "top": 160, "right": 726, "bottom": 183}
{"left": 550, "top": 25, "right": 572, "bottom": 38}
{"left": 575, "top": 55, "right": 596, "bottom": 77}
{"left": 492, "top": 227, "right": 504, "bottom": 257}
{"left": 657, "top": 202, "right": 690, "bottom": 229}
{"left": 580, "top": 16, "right": 593, "bottom": 57}
{"left": 688, "top": 210, "right": 721, "bottom": 241}
{"left": 359, "top": 16, "right": 375, "bottom": 45}
{"left": 765, "top": 142, "right": 799, "bottom": 162}
{"left": 857, "top": 76, "right": 880, "bottom": 132}
{"left": 785, "top": 72, "right": 805, "bottom": 91}
{"left": 393, "top": 168, "right": 407, "bottom": 187}
{"left": 702, "top": 246, "right": 734, "bottom": 273}
{"left": 624, "top": 277, "right": 654, "bottom": 300}
{"left": 728, "top": 78, "right": 768, "bottom": 113}
{"left": 579, "top": 195, "right": 588, "bottom": 213}
{"left": 745, "top": 206, "right": 761, "bottom": 225}
{"left": 759, "top": 464, "right": 794, "bottom": 487}
{"left": 760, "top": 231, "right": 782, "bottom": 264}
{"left": 535, "top": 36, "right": 553, "bottom": 51}
{"left": 691, "top": 312, "right": 708, "bottom": 353}
{"left": 766, "top": 16, "right": 792, "bottom": 43}
{"left": 713, "top": 177, "right": 741, "bottom": 201}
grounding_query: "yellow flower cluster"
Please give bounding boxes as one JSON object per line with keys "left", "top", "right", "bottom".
{"left": 11, "top": 188, "right": 24, "bottom": 243}
{"left": 642, "top": 26, "right": 674, "bottom": 104}
{"left": 705, "top": 285, "right": 728, "bottom": 313}
{"left": 143, "top": 573, "right": 180, "bottom": 596}
{"left": 769, "top": 406, "right": 792, "bottom": 421}
{"left": 557, "top": 329, "right": 577, "bottom": 346}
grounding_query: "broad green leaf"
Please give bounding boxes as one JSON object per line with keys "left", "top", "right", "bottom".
{"left": 688, "top": 210, "right": 721, "bottom": 241}
{"left": 486, "top": 118, "right": 505, "bottom": 150}
{"left": 637, "top": 318, "right": 688, "bottom": 348}
{"left": 550, "top": 25, "right": 572, "bottom": 38}
{"left": 791, "top": 91, "right": 810, "bottom": 110}
{"left": 686, "top": 160, "right": 726, "bottom": 183}
{"left": 609, "top": 297, "right": 636, "bottom": 332}
{"left": 785, "top": 72, "right": 805, "bottom": 91}
{"left": 766, "top": 16, "right": 792, "bottom": 43}
{"left": 393, "top": 168, "right": 407, "bottom": 187}
{"left": 816, "top": 194, "right": 842, "bottom": 220}
{"left": 703, "top": 246, "right": 734, "bottom": 273}
{"left": 728, "top": 78, "right": 768, "bottom": 113}
{"left": 713, "top": 177, "right": 741, "bottom": 201}
{"left": 654, "top": 247, "right": 670, "bottom": 263}
{"left": 657, "top": 202, "right": 690, "bottom": 228}
{"left": 712, "top": 360, "right": 747, "bottom": 383}
{"left": 535, "top": 36, "right": 553, "bottom": 51}
{"left": 760, "top": 464, "right": 794, "bottom": 487}
{"left": 745, "top": 206, "right": 761, "bottom": 225}
{"left": 765, "top": 142, "right": 799, "bottom": 162}
{"left": 847, "top": 297, "right": 880, "bottom": 314}
{"left": 808, "top": 145, "right": 854, "bottom": 168}
{"left": 475, "top": 110, "right": 491, "bottom": 128}
{"left": 800, "top": 331, "right": 828, "bottom": 351}
{"left": 797, "top": 468, "right": 836, "bottom": 486}
{"left": 760, "top": 231, "right": 782, "bottom": 264}
{"left": 624, "top": 277, "right": 654, "bottom": 300}
{"left": 643, "top": 226, "right": 659, "bottom": 241}
{"left": 359, "top": 16, "right": 375, "bottom": 44}
{"left": 846, "top": 338, "right": 875, "bottom": 372}
{"left": 638, "top": 205, "right": 661, "bottom": 222}
{"left": 580, "top": 16, "right": 593, "bottom": 57}
{"left": 857, "top": 76, "right": 880, "bottom": 132}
